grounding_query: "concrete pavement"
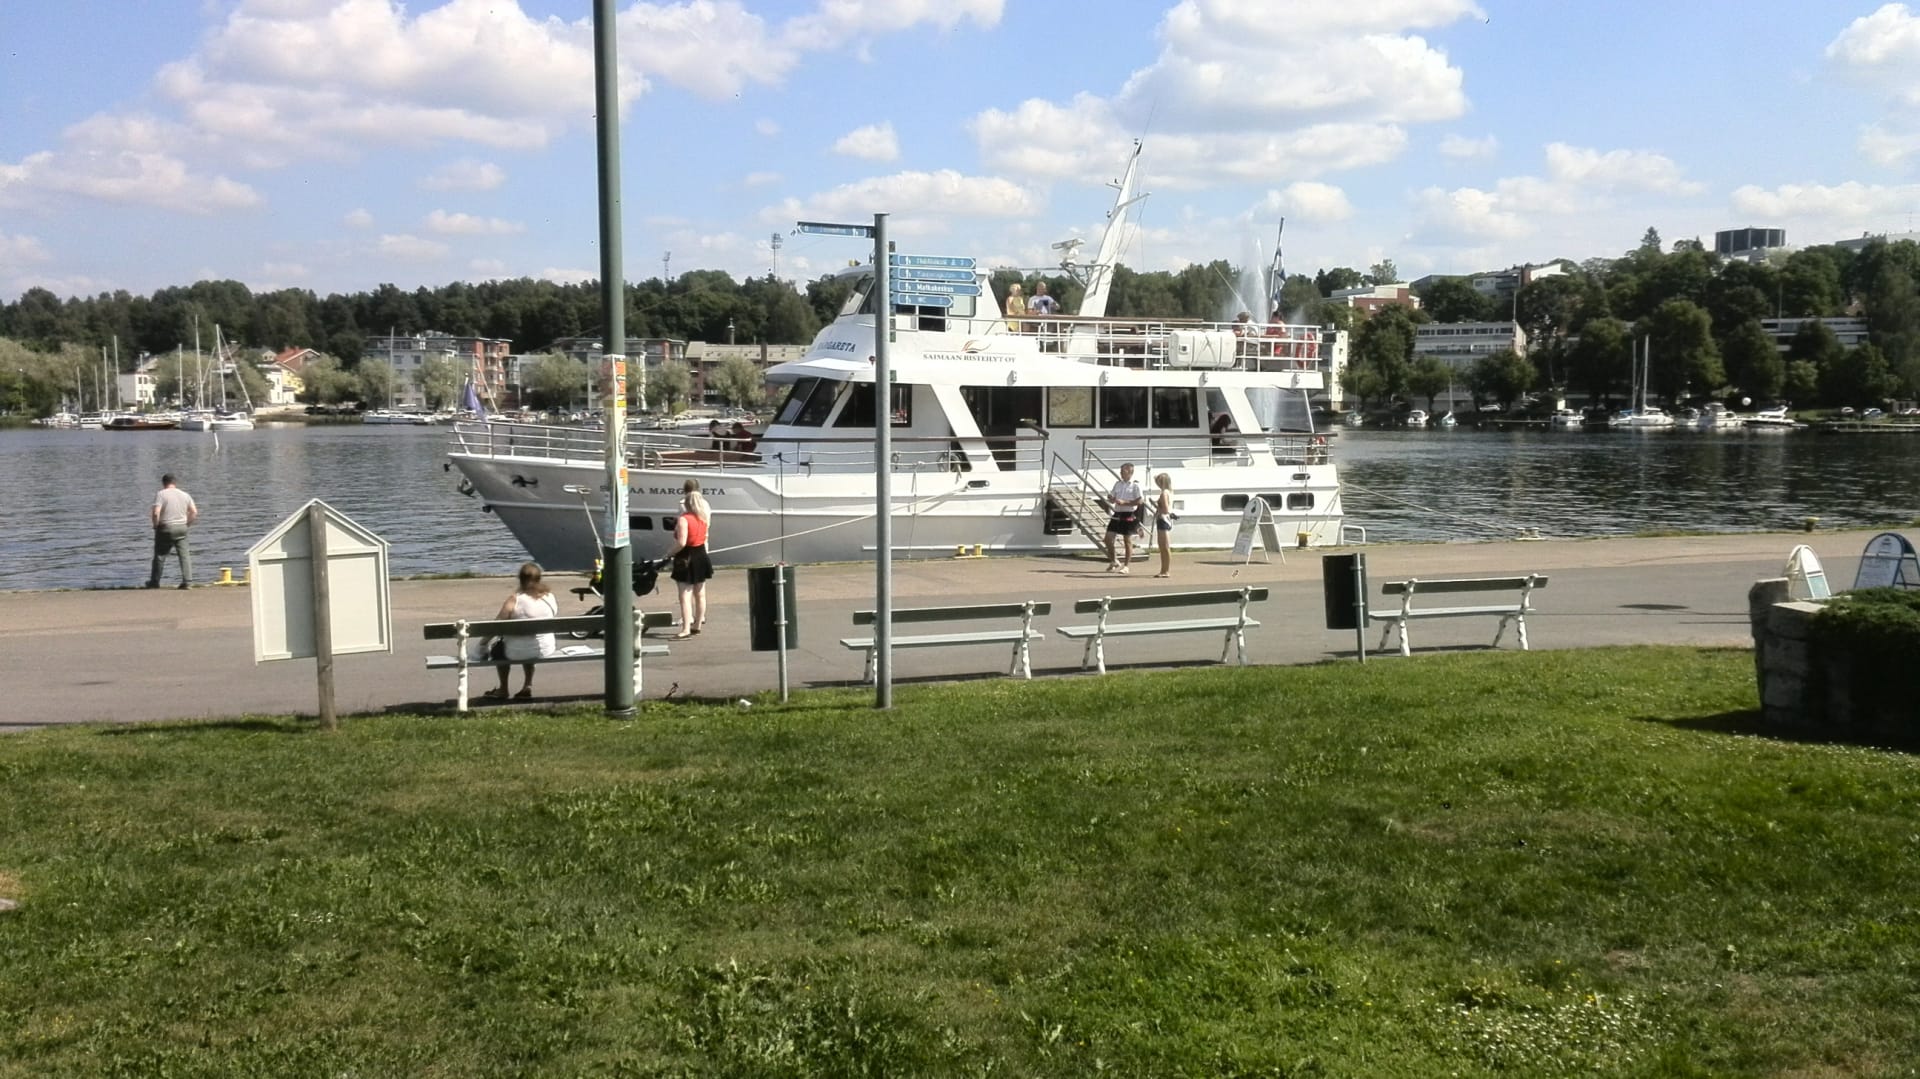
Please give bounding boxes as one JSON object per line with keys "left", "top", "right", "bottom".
{"left": 1, "top": 530, "right": 1873, "bottom": 730}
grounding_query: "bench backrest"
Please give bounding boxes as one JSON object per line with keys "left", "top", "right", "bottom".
{"left": 1070, "top": 587, "right": 1270, "bottom": 615}
{"left": 423, "top": 610, "right": 674, "bottom": 640}
{"left": 1380, "top": 575, "right": 1547, "bottom": 597}
{"left": 851, "top": 601, "right": 1051, "bottom": 626}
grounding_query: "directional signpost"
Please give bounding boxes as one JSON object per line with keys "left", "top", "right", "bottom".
{"left": 890, "top": 254, "right": 982, "bottom": 300}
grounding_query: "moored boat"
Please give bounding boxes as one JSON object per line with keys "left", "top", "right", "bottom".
{"left": 104, "top": 415, "right": 179, "bottom": 431}
{"left": 447, "top": 144, "right": 1342, "bottom": 570}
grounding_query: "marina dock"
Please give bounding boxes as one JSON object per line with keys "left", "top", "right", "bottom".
{"left": 3, "top": 529, "right": 1882, "bottom": 731}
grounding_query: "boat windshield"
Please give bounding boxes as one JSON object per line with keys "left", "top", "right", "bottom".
{"left": 772, "top": 377, "right": 842, "bottom": 427}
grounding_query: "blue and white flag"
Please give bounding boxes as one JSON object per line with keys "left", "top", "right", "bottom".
{"left": 461, "top": 378, "right": 486, "bottom": 420}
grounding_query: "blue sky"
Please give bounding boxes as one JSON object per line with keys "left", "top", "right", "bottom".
{"left": 5, "top": 0, "right": 1920, "bottom": 305}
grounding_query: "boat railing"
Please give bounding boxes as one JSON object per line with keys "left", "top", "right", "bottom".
{"left": 1070, "top": 431, "right": 1329, "bottom": 472}
{"left": 1000, "top": 315, "right": 1324, "bottom": 373}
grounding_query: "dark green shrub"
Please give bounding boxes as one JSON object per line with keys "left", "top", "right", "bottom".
{"left": 1809, "top": 588, "right": 1920, "bottom": 730}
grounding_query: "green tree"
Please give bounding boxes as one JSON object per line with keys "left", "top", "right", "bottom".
{"left": 1315, "top": 267, "right": 1364, "bottom": 296}
{"left": 1566, "top": 318, "right": 1626, "bottom": 403}
{"left": 1640, "top": 300, "right": 1721, "bottom": 404}
{"left": 710, "top": 355, "right": 766, "bottom": 409}
{"left": 1350, "top": 306, "right": 1416, "bottom": 402}
{"left": 1414, "top": 277, "right": 1494, "bottom": 323}
{"left": 1365, "top": 259, "right": 1399, "bottom": 286}
{"left": 297, "top": 357, "right": 360, "bottom": 405}
{"left": 1405, "top": 356, "right": 1453, "bottom": 414}
{"left": 1782, "top": 360, "right": 1819, "bottom": 406}
{"left": 1469, "top": 349, "right": 1537, "bottom": 410}
{"left": 1821, "top": 343, "right": 1898, "bottom": 409}
{"left": 524, "top": 352, "right": 589, "bottom": 411}
{"left": 1719, "top": 319, "right": 1785, "bottom": 401}
{"left": 645, "top": 358, "right": 692, "bottom": 414}
{"left": 1778, "top": 247, "right": 1844, "bottom": 316}
{"left": 1787, "top": 320, "right": 1845, "bottom": 404}
{"left": 415, "top": 355, "right": 460, "bottom": 409}
{"left": 356, "top": 357, "right": 398, "bottom": 408}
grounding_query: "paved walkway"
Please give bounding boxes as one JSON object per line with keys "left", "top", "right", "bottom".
{"left": 1, "top": 530, "right": 1871, "bottom": 730}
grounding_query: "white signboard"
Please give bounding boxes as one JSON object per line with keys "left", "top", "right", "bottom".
{"left": 1783, "top": 545, "right": 1830, "bottom": 600}
{"left": 248, "top": 500, "right": 392, "bottom": 662}
{"left": 1231, "top": 497, "right": 1277, "bottom": 563}
{"left": 1851, "top": 532, "right": 1920, "bottom": 591}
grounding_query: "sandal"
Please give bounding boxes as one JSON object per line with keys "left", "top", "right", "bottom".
{"left": 513, "top": 688, "right": 533, "bottom": 700}
{"left": 670, "top": 631, "right": 694, "bottom": 640}
{"left": 481, "top": 687, "right": 507, "bottom": 700}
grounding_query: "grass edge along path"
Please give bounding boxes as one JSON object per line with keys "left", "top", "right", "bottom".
{"left": 2, "top": 646, "right": 1917, "bottom": 1077}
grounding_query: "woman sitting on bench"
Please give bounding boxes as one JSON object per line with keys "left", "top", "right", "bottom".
{"left": 485, "top": 561, "right": 558, "bottom": 699}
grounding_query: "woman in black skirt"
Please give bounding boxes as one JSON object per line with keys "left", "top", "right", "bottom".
{"left": 665, "top": 478, "right": 714, "bottom": 638}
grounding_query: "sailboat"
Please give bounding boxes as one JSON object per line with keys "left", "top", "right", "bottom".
{"left": 1621, "top": 336, "right": 1673, "bottom": 428}
{"left": 210, "top": 325, "right": 255, "bottom": 430}
{"left": 177, "top": 323, "right": 216, "bottom": 431}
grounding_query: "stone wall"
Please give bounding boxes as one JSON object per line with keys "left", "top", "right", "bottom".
{"left": 1748, "top": 577, "right": 1909, "bottom": 738}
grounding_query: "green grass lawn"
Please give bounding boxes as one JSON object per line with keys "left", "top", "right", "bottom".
{"left": 3, "top": 646, "right": 1917, "bottom": 1077}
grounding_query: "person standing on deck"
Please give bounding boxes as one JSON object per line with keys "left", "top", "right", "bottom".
{"left": 1104, "top": 462, "right": 1143, "bottom": 573}
{"left": 1028, "top": 281, "right": 1059, "bottom": 316}
{"left": 1004, "top": 282, "right": 1026, "bottom": 332}
{"left": 145, "top": 473, "right": 198, "bottom": 589}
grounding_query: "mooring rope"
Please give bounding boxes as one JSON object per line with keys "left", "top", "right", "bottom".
{"left": 1338, "top": 477, "right": 1545, "bottom": 540}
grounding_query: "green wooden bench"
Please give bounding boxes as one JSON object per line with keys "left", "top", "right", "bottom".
{"left": 1367, "top": 574, "right": 1548, "bottom": 657}
{"left": 424, "top": 611, "right": 674, "bottom": 712}
{"left": 840, "top": 601, "right": 1051, "bottom": 684}
{"left": 1055, "top": 586, "right": 1268, "bottom": 675}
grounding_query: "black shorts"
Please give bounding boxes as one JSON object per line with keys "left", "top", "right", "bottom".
{"left": 671, "top": 544, "right": 714, "bottom": 583}
{"left": 1106, "top": 512, "right": 1138, "bottom": 536}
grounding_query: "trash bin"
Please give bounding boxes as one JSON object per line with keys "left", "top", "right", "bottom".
{"left": 747, "top": 564, "right": 799, "bottom": 651}
{"left": 1322, "top": 552, "right": 1366, "bottom": 631}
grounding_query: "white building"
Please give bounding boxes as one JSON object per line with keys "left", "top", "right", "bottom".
{"left": 1760, "top": 317, "right": 1870, "bottom": 352}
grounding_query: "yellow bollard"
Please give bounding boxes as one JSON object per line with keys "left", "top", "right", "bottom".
{"left": 217, "top": 567, "right": 234, "bottom": 584}
{"left": 955, "top": 545, "right": 967, "bottom": 558}
{"left": 1804, "top": 516, "right": 1819, "bottom": 533}
{"left": 1297, "top": 531, "right": 1311, "bottom": 549}
{"left": 973, "top": 544, "right": 985, "bottom": 558}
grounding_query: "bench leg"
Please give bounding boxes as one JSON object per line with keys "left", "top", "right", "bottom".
{"left": 1080, "top": 637, "right": 1095, "bottom": 671}
{"left": 862, "top": 647, "right": 876, "bottom": 685}
{"left": 456, "top": 654, "right": 470, "bottom": 713}
{"left": 1396, "top": 619, "right": 1411, "bottom": 657}
{"left": 1509, "top": 613, "right": 1529, "bottom": 651}
{"left": 1009, "top": 635, "right": 1033, "bottom": 680}
{"left": 1094, "top": 635, "right": 1107, "bottom": 676}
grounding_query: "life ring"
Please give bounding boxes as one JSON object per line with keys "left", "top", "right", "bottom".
{"left": 1308, "top": 435, "right": 1328, "bottom": 463}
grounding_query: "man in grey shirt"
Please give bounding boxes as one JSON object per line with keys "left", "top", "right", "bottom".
{"left": 146, "top": 473, "right": 199, "bottom": 589}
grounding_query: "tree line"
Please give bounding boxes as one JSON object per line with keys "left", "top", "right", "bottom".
{"left": 5, "top": 231, "right": 1918, "bottom": 418}
{"left": 1345, "top": 230, "right": 1920, "bottom": 414}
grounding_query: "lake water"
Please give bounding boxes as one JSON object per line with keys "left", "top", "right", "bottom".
{"left": 4, "top": 422, "right": 1917, "bottom": 592}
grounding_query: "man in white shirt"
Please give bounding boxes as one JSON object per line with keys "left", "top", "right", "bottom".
{"left": 1104, "top": 462, "right": 1143, "bottom": 572}
{"left": 145, "top": 473, "right": 199, "bottom": 589}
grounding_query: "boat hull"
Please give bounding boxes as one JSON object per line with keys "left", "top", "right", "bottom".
{"left": 450, "top": 444, "right": 1343, "bottom": 571}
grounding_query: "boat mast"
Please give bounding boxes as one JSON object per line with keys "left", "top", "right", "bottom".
{"left": 1064, "top": 139, "right": 1147, "bottom": 321}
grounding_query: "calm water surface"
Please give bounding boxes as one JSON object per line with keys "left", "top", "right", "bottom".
{"left": 4, "top": 422, "right": 1917, "bottom": 591}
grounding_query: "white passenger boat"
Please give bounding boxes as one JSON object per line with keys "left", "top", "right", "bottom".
{"left": 447, "top": 145, "right": 1341, "bottom": 570}
{"left": 1620, "top": 406, "right": 1675, "bottom": 428}
{"left": 1694, "top": 402, "right": 1745, "bottom": 431}
{"left": 1745, "top": 406, "right": 1804, "bottom": 430}
{"left": 363, "top": 408, "right": 433, "bottom": 425}
{"left": 1549, "top": 408, "right": 1586, "bottom": 429}
{"left": 1405, "top": 409, "right": 1429, "bottom": 428}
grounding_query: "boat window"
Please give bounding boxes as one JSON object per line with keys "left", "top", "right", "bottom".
{"left": 773, "top": 378, "right": 820, "bottom": 425}
{"left": 834, "top": 383, "right": 912, "bottom": 427}
{"left": 1099, "top": 386, "right": 1148, "bottom": 428}
{"left": 1152, "top": 387, "right": 1199, "bottom": 429}
{"left": 844, "top": 275, "right": 875, "bottom": 316}
{"left": 1286, "top": 492, "right": 1315, "bottom": 511}
{"left": 1047, "top": 387, "right": 1094, "bottom": 428}
{"left": 1220, "top": 494, "right": 1248, "bottom": 511}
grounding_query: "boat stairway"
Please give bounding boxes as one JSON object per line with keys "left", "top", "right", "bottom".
{"left": 1043, "top": 484, "right": 1113, "bottom": 550}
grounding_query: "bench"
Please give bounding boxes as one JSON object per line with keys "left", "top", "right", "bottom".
{"left": 840, "top": 601, "right": 1051, "bottom": 683}
{"left": 1055, "top": 586, "right": 1268, "bottom": 675}
{"left": 424, "top": 611, "right": 674, "bottom": 712}
{"left": 1367, "top": 575, "right": 1548, "bottom": 657}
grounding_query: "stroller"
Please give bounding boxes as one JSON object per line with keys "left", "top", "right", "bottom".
{"left": 568, "top": 557, "right": 665, "bottom": 638}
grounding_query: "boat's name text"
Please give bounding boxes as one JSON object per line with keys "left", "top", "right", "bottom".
{"left": 924, "top": 351, "right": 1014, "bottom": 363}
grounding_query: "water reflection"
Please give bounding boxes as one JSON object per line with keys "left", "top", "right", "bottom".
{"left": 4, "top": 423, "right": 1917, "bottom": 591}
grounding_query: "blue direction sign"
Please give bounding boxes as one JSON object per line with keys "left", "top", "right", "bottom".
{"left": 889, "top": 266, "right": 976, "bottom": 283}
{"left": 884, "top": 279, "right": 980, "bottom": 296}
{"left": 891, "top": 254, "right": 976, "bottom": 269}
{"left": 796, "top": 220, "right": 875, "bottom": 238}
{"left": 892, "top": 292, "right": 955, "bottom": 308}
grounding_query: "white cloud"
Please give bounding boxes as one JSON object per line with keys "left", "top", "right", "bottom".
{"left": 1439, "top": 133, "right": 1497, "bottom": 159}
{"left": 424, "top": 209, "right": 524, "bottom": 235}
{"left": 0, "top": 119, "right": 262, "bottom": 215}
{"left": 764, "top": 170, "right": 1039, "bottom": 226}
{"left": 420, "top": 159, "right": 506, "bottom": 191}
{"left": 259, "top": 260, "right": 307, "bottom": 278}
{"left": 343, "top": 208, "right": 374, "bottom": 228}
{"left": 1410, "top": 142, "right": 1703, "bottom": 246}
{"left": 0, "top": 231, "right": 50, "bottom": 264}
{"left": 374, "top": 233, "right": 450, "bottom": 260}
{"left": 755, "top": 118, "right": 781, "bottom": 137}
{"left": 469, "top": 258, "right": 508, "bottom": 277}
{"left": 1827, "top": 5, "right": 1920, "bottom": 167}
{"left": 833, "top": 123, "right": 899, "bottom": 162}
{"left": 742, "top": 170, "right": 781, "bottom": 188}
{"left": 781, "top": 0, "right": 1002, "bottom": 50}
{"left": 1731, "top": 180, "right": 1920, "bottom": 220}
{"left": 1256, "top": 181, "right": 1355, "bottom": 223}
{"left": 539, "top": 266, "right": 594, "bottom": 285}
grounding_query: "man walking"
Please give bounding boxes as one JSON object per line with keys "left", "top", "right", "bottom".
{"left": 146, "top": 473, "right": 198, "bottom": 589}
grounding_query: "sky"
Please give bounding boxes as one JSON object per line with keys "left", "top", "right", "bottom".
{"left": 5, "top": 0, "right": 1920, "bottom": 307}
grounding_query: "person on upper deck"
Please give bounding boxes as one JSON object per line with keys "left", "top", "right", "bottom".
{"left": 1232, "top": 311, "right": 1254, "bottom": 337}
{"left": 1004, "top": 282, "right": 1026, "bottom": 331}
{"left": 1028, "top": 281, "right": 1059, "bottom": 316}
{"left": 727, "top": 421, "right": 759, "bottom": 460}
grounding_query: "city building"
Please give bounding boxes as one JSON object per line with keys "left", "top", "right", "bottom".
{"left": 1467, "top": 262, "right": 1566, "bottom": 307}
{"left": 364, "top": 332, "right": 512, "bottom": 410}
{"left": 1412, "top": 321, "right": 1528, "bottom": 412}
{"left": 1330, "top": 283, "right": 1419, "bottom": 316}
{"left": 118, "top": 358, "right": 158, "bottom": 409}
{"left": 1715, "top": 227, "right": 1788, "bottom": 261}
{"left": 684, "top": 341, "right": 807, "bottom": 408}
{"left": 1760, "top": 317, "right": 1870, "bottom": 352}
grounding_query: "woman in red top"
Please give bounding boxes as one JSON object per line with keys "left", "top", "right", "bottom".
{"left": 665, "top": 478, "right": 714, "bottom": 638}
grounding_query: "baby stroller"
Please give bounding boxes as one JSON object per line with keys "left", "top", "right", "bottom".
{"left": 568, "top": 557, "right": 665, "bottom": 638}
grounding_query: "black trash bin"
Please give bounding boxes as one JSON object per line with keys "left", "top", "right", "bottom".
{"left": 747, "top": 565, "right": 799, "bottom": 651}
{"left": 1322, "top": 552, "right": 1366, "bottom": 631}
